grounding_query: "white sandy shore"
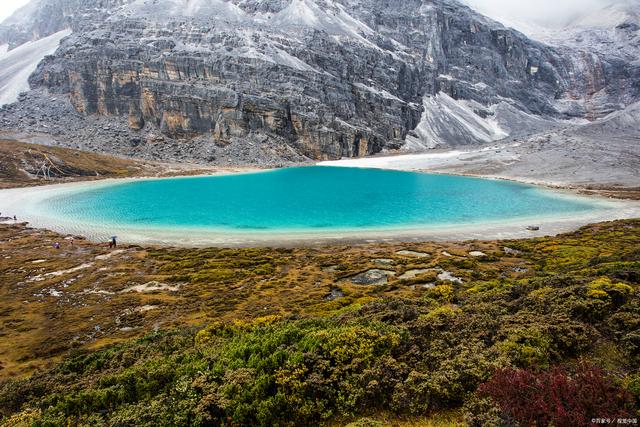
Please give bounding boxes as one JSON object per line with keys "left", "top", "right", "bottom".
{"left": 318, "top": 144, "right": 561, "bottom": 186}
{"left": 1, "top": 169, "right": 639, "bottom": 247}
{"left": 318, "top": 142, "right": 640, "bottom": 189}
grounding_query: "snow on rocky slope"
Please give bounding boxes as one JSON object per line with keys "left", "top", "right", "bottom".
{"left": 0, "top": 0, "right": 638, "bottom": 163}
{"left": 403, "top": 92, "right": 572, "bottom": 151}
{"left": 0, "top": 29, "right": 71, "bottom": 107}
{"left": 404, "top": 93, "right": 507, "bottom": 150}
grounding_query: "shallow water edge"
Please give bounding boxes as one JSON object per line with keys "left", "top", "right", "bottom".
{"left": 0, "top": 169, "right": 638, "bottom": 248}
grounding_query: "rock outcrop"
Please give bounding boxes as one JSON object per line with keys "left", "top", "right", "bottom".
{"left": 1, "top": 0, "right": 638, "bottom": 161}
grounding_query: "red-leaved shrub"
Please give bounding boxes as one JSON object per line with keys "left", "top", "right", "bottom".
{"left": 478, "top": 363, "right": 635, "bottom": 427}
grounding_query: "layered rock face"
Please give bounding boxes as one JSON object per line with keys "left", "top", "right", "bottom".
{"left": 1, "top": 0, "right": 639, "bottom": 160}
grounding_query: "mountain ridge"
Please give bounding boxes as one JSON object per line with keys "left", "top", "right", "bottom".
{"left": 0, "top": 0, "right": 638, "bottom": 162}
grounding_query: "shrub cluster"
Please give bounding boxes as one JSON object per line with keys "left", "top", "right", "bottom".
{"left": 477, "top": 363, "right": 636, "bottom": 426}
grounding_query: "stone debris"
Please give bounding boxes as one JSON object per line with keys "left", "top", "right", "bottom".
{"left": 48, "top": 288, "right": 62, "bottom": 297}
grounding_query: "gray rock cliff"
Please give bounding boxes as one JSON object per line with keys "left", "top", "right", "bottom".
{"left": 1, "top": 0, "right": 638, "bottom": 161}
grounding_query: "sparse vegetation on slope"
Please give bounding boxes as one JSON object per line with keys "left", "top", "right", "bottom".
{"left": 0, "top": 220, "right": 639, "bottom": 425}
{"left": 0, "top": 139, "right": 149, "bottom": 188}
{"left": 0, "top": 139, "right": 227, "bottom": 189}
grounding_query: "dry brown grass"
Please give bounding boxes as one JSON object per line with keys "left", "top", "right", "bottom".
{"left": 0, "top": 221, "right": 536, "bottom": 379}
{"left": 0, "top": 139, "right": 233, "bottom": 189}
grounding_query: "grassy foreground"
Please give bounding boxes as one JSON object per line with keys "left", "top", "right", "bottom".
{"left": 0, "top": 220, "right": 639, "bottom": 425}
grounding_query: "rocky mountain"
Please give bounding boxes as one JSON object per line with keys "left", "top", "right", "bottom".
{"left": 0, "top": 0, "right": 638, "bottom": 163}
{"left": 500, "top": 0, "right": 640, "bottom": 119}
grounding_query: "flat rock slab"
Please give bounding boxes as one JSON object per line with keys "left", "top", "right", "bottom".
{"left": 396, "top": 250, "right": 431, "bottom": 258}
{"left": 348, "top": 269, "right": 396, "bottom": 286}
{"left": 373, "top": 258, "right": 395, "bottom": 266}
{"left": 399, "top": 268, "right": 436, "bottom": 280}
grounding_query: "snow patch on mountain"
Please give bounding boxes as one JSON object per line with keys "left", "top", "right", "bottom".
{"left": 0, "top": 29, "right": 71, "bottom": 107}
{"left": 404, "top": 92, "right": 508, "bottom": 150}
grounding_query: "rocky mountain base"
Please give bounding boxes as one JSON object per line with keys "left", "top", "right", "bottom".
{"left": 0, "top": 89, "right": 309, "bottom": 166}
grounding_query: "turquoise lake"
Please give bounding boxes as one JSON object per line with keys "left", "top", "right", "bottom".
{"left": 39, "top": 167, "right": 598, "bottom": 232}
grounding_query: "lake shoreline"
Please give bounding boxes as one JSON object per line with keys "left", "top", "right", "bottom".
{"left": 319, "top": 149, "right": 640, "bottom": 200}
{"left": 1, "top": 166, "right": 639, "bottom": 247}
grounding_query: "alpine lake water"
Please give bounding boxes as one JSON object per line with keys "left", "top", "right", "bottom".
{"left": 37, "top": 166, "right": 600, "bottom": 235}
